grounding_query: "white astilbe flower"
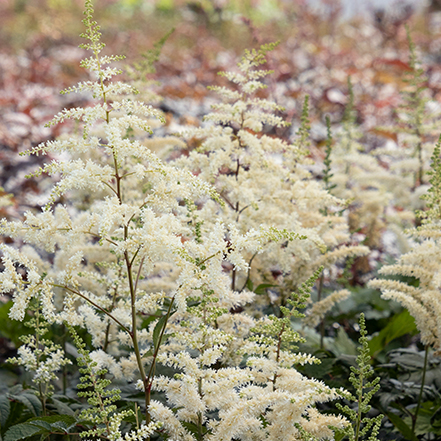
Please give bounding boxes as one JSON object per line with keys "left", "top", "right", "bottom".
{"left": 146, "top": 272, "right": 348, "bottom": 441}
{"left": 11, "top": 345, "right": 71, "bottom": 385}
{"left": 302, "top": 408, "right": 348, "bottom": 440}
{"left": 79, "top": 304, "right": 108, "bottom": 347}
{"left": 33, "top": 349, "right": 71, "bottom": 383}
{"left": 108, "top": 410, "right": 162, "bottom": 441}
{"left": 149, "top": 401, "right": 196, "bottom": 441}
{"left": 172, "top": 44, "right": 366, "bottom": 321}
{"left": 3, "top": 7, "right": 354, "bottom": 441}
{"left": 303, "top": 289, "right": 351, "bottom": 328}
{"left": 370, "top": 227, "right": 441, "bottom": 353}
{"left": 89, "top": 350, "right": 123, "bottom": 379}
{"left": 7, "top": 299, "right": 71, "bottom": 391}
{"left": 0, "top": 245, "right": 55, "bottom": 322}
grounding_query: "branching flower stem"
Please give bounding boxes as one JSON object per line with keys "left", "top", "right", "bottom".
{"left": 52, "top": 284, "right": 131, "bottom": 334}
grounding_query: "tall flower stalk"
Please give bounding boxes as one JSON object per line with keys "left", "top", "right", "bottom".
{"left": 1, "top": 0, "right": 246, "bottom": 430}
{"left": 1, "top": 2, "right": 356, "bottom": 440}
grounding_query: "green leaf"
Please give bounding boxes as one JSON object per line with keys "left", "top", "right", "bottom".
{"left": 0, "top": 302, "right": 30, "bottom": 347}
{"left": 368, "top": 310, "right": 418, "bottom": 356}
{"left": 153, "top": 314, "right": 169, "bottom": 351}
{"left": 28, "top": 415, "right": 77, "bottom": 433}
{"left": 245, "top": 278, "right": 253, "bottom": 292}
{"left": 141, "top": 313, "right": 162, "bottom": 330}
{"left": 181, "top": 421, "right": 208, "bottom": 436}
{"left": 28, "top": 420, "right": 51, "bottom": 431}
{"left": 8, "top": 393, "right": 41, "bottom": 417}
{"left": 4, "top": 423, "right": 45, "bottom": 441}
{"left": 0, "top": 395, "right": 10, "bottom": 428}
{"left": 0, "top": 371, "right": 18, "bottom": 388}
{"left": 300, "top": 357, "right": 337, "bottom": 379}
{"left": 50, "top": 398, "right": 75, "bottom": 417}
{"left": 387, "top": 412, "right": 419, "bottom": 441}
{"left": 333, "top": 328, "right": 358, "bottom": 357}
{"left": 254, "top": 283, "right": 277, "bottom": 295}
{"left": 141, "top": 348, "right": 154, "bottom": 358}
{"left": 333, "top": 431, "right": 346, "bottom": 441}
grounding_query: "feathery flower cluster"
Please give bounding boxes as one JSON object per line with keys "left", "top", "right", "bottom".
{"left": 2, "top": 2, "right": 354, "bottom": 440}
{"left": 173, "top": 44, "right": 368, "bottom": 315}
{"left": 7, "top": 300, "right": 71, "bottom": 414}
{"left": 370, "top": 136, "right": 441, "bottom": 354}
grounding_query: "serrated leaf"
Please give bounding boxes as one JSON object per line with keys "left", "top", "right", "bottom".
{"left": 50, "top": 398, "right": 75, "bottom": 417}
{"left": 51, "top": 421, "right": 74, "bottom": 432}
{"left": 7, "top": 386, "right": 22, "bottom": 396}
{"left": 28, "top": 421, "right": 51, "bottom": 431}
{"left": 388, "top": 349, "right": 428, "bottom": 370}
{"left": 0, "top": 395, "right": 10, "bottom": 427}
{"left": 8, "top": 393, "right": 41, "bottom": 417}
{"left": 141, "top": 348, "right": 154, "bottom": 359}
{"left": 4, "top": 423, "right": 45, "bottom": 441}
{"left": 20, "top": 395, "right": 42, "bottom": 417}
{"left": 387, "top": 412, "right": 419, "bottom": 441}
{"left": 28, "top": 415, "right": 76, "bottom": 433}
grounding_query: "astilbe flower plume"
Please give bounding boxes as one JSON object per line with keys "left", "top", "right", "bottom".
{"left": 1, "top": 1, "right": 355, "bottom": 440}
{"left": 370, "top": 135, "right": 441, "bottom": 354}
{"left": 0, "top": 0, "right": 255, "bottom": 431}
{"left": 173, "top": 43, "right": 368, "bottom": 315}
{"left": 7, "top": 299, "right": 71, "bottom": 414}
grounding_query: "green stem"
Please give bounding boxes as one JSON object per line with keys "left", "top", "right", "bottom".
{"left": 144, "top": 297, "right": 176, "bottom": 424}
{"left": 354, "top": 364, "right": 364, "bottom": 441}
{"left": 53, "top": 284, "right": 131, "bottom": 335}
{"left": 34, "top": 310, "right": 47, "bottom": 416}
{"left": 412, "top": 346, "right": 429, "bottom": 435}
{"left": 197, "top": 378, "right": 203, "bottom": 441}
{"left": 272, "top": 323, "right": 285, "bottom": 391}
{"left": 103, "top": 266, "right": 122, "bottom": 352}
{"left": 61, "top": 323, "right": 67, "bottom": 395}
{"left": 317, "top": 272, "right": 325, "bottom": 350}
{"left": 124, "top": 247, "right": 149, "bottom": 421}
{"left": 238, "top": 252, "right": 257, "bottom": 292}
